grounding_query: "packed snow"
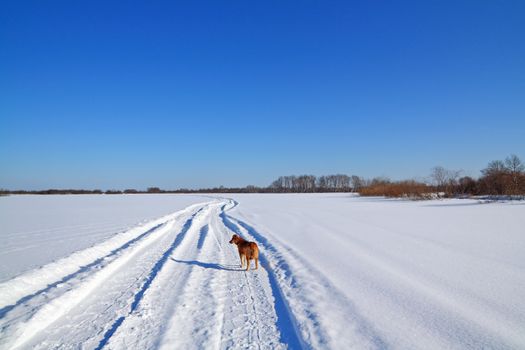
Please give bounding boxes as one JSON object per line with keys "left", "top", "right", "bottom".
{"left": 0, "top": 194, "right": 523, "bottom": 349}
{"left": 0, "top": 194, "right": 206, "bottom": 281}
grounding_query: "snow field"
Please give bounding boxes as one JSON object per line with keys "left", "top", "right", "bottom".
{"left": 225, "top": 194, "right": 525, "bottom": 349}
{"left": 0, "top": 194, "right": 524, "bottom": 349}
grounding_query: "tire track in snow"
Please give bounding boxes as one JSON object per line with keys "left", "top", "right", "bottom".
{"left": 224, "top": 204, "right": 388, "bottom": 350}
{"left": 220, "top": 208, "right": 306, "bottom": 350}
{"left": 197, "top": 224, "right": 209, "bottom": 250}
{"left": 107, "top": 199, "right": 288, "bottom": 350}
{"left": 208, "top": 201, "right": 267, "bottom": 349}
{"left": 0, "top": 222, "right": 165, "bottom": 320}
{"left": 104, "top": 203, "right": 222, "bottom": 349}
{"left": 0, "top": 202, "right": 208, "bottom": 311}
{"left": 156, "top": 205, "right": 228, "bottom": 350}
{"left": 2, "top": 197, "right": 353, "bottom": 350}
{"left": 0, "top": 202, "right": 212, "bottom": 350}
{"left": 94, "top": 205, "right": 210, "bottom": 349}
{"left": 157, "top": 200, "right": 286, "bottom": 350}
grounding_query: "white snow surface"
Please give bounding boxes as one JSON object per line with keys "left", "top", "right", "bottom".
{"left": 0, "top": 193, "right": 524, "bottom": 349}
{"left": 0, "top": 194, "right": 206, "bottom": 281}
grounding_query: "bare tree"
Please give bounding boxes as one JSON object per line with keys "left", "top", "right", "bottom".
{"left": 270, "top": 176, "right": 285, "bottom": 191}
{"left": 480, "top": 159, "right": 509, "bottom": 195}
{"left": 504, "top": 154, "right": 524, "bottom": 195}
{"left": 317, "top": 176, "right": 327, "bottom": 190}
{"left": 430, "top": 166, "right": 461, "bottom": 196}
{"left": 295, "top": 175, "right": 316, "bottom": 192}
{"left": 337, "top": 174, "right": 351, "bottom": 191}
{"left": 350, "top": 175, "right": 364, "bottom": 192}
{"left": 504, "top": 154, "right": 524, "bottom": 173}
{"left": 430, "top": 166, "right": 448, "bottom": 190}
{"left": 458, "top": 176, "right": 477, "bottom": 195}
{"left": 481, "top": 160, "right": 506, "bottom": 176}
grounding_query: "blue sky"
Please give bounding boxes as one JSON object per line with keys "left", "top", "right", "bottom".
{"left": 1, "top": 1, "right": 524, "bottom": 190}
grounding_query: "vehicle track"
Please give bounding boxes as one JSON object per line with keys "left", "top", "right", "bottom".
{"left": 107, "top": 200, "right": 288, "bottom": 350}
{"left": 0, "top": 198, "right": 308, "bottom": 350}
{"left": 0, "top": 202, "right": 210, "bottom": 349}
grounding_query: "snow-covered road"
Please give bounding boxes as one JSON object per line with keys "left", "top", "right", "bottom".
{"left": 0, "top": 198, "right": 301, "bottom": 349}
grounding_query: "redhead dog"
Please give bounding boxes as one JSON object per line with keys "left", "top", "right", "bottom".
{"left": 229, "top": 234, "right": 259, "bottom": 271}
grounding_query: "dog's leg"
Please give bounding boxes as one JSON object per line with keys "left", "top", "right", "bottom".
{"left": 239, "top": 252, "right": 244, "bottom": 268}
{"left": 245, "top": 258, "right": 250, "bottom": 271}
{"left": 255, "top": 258, "right": 258, "bottom": 270}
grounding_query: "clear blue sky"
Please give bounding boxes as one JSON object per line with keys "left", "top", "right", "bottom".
{"left": 1, "top": 1, "right": 524, "bottom": 190}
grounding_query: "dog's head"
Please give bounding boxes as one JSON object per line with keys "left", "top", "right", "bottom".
{"left": 229, "top": 234, "right": 240, "bottom": 245}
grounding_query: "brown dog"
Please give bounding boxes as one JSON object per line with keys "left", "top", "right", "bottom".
{"left": 229, "top": 234, "right": 259, "bottom": 271}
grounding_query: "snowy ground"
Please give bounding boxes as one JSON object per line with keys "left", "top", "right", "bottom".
{"left": 0, "top": 194, "right": 523, "bottom": 349}
{"left": 0, "top": 194, "right": 205, "bottom": 281}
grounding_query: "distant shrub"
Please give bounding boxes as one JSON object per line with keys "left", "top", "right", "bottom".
{"left": 359, "top": 180, "right": 431, "bottom": 199}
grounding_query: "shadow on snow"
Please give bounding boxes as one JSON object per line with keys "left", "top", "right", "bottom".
{"left": 170, "top": 258, "right": 240, "bottom": 271}
{"left": 197, "top": 224, "right": 208, "bottom": 250}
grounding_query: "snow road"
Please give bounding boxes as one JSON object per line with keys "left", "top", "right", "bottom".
{"left": 0, "top": 194, "right": 524, "bottom": 349}
{"left": 0, "top": 198, "right": 300, "bottom": 349}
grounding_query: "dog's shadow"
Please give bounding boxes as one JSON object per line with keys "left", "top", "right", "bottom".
{"left": 170, "top": 258, "right": 241, "bottom": 271}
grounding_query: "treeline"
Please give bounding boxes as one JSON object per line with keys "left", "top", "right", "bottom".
{"left": 359, "top": 154, "right": 525, "bottom": 198}
{"left": 268, "top": 174, "right": 361, "bottom": 192}
{"left": 1, "top": 189, "right": 105, "bottom": 195}
{"left": 1, "top": 155, "right": 523, "bottom": 198}
{"left": 0, "top": 186, "right": 269, "bottom": 195}
{"left": 471, "top": 154, "right": 525, "bottom": 196}
{"left": 0, "top": 188, "right": 172, "bottom": 195}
